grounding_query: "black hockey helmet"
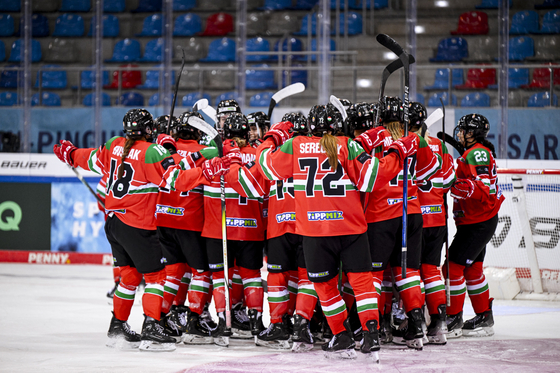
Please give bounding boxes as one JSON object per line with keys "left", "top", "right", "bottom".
{"left": 224, "top": 112, "right": 249, "bottom": 140}
{"left": 326, "top": 103, "right": 344, "bottom": 132}
{"left": 308, "top": 104, "right": 337, "bottom": 135}
{"left": 122, "top": 108, "right": 154, "bottom": 138}
{"left": 217, "top": 99, "right": 241, "bottom": 118}
{"left": 346, "top": 102, "right": 375, "bottom": 132}
{"left": 153, "top": 115, "right": 179, "bottom": 137}
{"left": 380, "top": 96, "right": 404, "bottom": 124}
{"left": 282, "top": 112, "right": 308, "bottom": 135}
{"left": 247, "top": 111, "right": 270, "bottom": 133}
{"left": 408, "top": 102, "right": 427, "bottom": 130}
{"left": 175, "top": 111, "right": 203, "bottom": 138}
{"left": 455, "top": 113, "right": 490, "bottom": 140}
{"left": 339, "top": 98, "right": 352, "bottom": 112}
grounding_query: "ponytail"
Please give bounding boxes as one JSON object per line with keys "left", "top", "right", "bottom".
{"left": 479, "top": 138, "right": 496, "bottom": 158}
{"left": 117, "top": 137, "right": 137, "bottom": 179}
{"left": 233, "top": 137, "right": 247, "bottom": 149}
{"left": 385, "top": 121, "right": 404, "bottom": 141}
{"left": 320, "top": 133, "right": 339, "bottom": 171}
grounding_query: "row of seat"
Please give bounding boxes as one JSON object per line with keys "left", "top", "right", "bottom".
{"left": 422, "top": 91, "right": 558, "bottom": 107}
{"left": 449, "top": 10, "right": 560, "bottom": 36}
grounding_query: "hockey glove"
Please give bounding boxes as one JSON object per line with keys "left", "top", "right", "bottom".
{"left": 156, "top": 134, "right": 177, "bottom": 154}
{"left": 202, "top": 157, "right": 231, "bottom": 181}
{"left": 354, "top": 126, "right": 386, "bottom": 154}
{"left": 263, "top": 121, "right": 293, "bottom": 147}
{"left": 387, "top": 134, "right": 418, "bottom": 161}
{"left": 53, "top": 140, "right": 77, "bottom": 166}
{"left": 222, "top": 139, "right": 242, "bottom": 165}
{"left": 450, "top": 179, "right": 476, "bottom": 199}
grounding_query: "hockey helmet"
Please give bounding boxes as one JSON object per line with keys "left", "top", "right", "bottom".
{"left": 122, "top": 108, "right": 154, "bottom": 139}
{"left": 175, "top": 111, "right": 204, "bottom": 138}
{"left": 455, "top": 113, "right": 490, "bottom": 140}
{"left": 346, "top": 102, "right": 375, "bottom": 132}
{"left": 247, "top": 111, "right": 270, "bottom": 133}
{"left": 339, "top": 98, "right": 352, "bottom": 112}
{"left": 308, "top": 104, "right": 337, "bottom": 134}
{"left": 153, "top": 115, "right": 179, "bottom": 137}
{"left": 282, "top": 112, "right": 308, "bottom": 136}
{"left": 216, "top": 99, "right": 241, "bottom": 118}
{"left": 326, "top": 103, "right": 344, "bottom": 132}
{"left": 223, "top": 112, "right": 250, "bottom": 140}
{"left": 380, "top": 96, "right": 404, "bottom": 124}
{"left": 408, "top": 102, "right": 427, "bottom": 130}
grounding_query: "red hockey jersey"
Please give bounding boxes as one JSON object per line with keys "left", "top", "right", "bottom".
{"left": 453, "top": 143, "right": 504, "bottom": 225}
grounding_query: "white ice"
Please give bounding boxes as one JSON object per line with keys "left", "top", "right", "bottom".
{"left": 1, "top": 263, "right": 560, "bottom": 373}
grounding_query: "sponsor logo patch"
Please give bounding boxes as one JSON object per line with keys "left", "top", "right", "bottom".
{"left": 357, "top": 152, "right": 372, "bottom": 164}
{"left": 466, "top": 259, "right": 474, "bottom": 265}
{"left": 267, "top": 264, "right": 282, "bottom": 270}
{"left": 307, "top": 211, "right": 343, "bottom": 221}
{"left": 276, "top": 212, "right": 295, "bottom": 223}
{"left": 308, "top": 271, "right": 329, "bottom": 278}
{"left": 387, "top": 196, "right": 417, "bottom": 205}
{"left": 372, "top": 262, "right": 383, "bottom": 268}
{"left": 226, "top": 218, "right": 258, "bottom": 228}
{"left": 421, "top": 205, "right": 442, "bottom": 215}
{"left": 161, "top": 156, "right": 175, "bottom": 170}
{"left": 155, "top": 204, "right": 185, "bottom": 216}
{"left": 209, "top": 263, "right": 224, "bottom": 269}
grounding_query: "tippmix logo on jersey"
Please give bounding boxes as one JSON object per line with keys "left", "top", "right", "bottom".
{"left": 421, "top": 205, "right": 442, "bottom": 215}
{"left": 308, "top": 271, "right": 329, "bottom": 278}
{"left": 307, "top": 211, "right": 343, "bottom": 221}
{"left": 276, "top": 212, "right": 295, "bottom": 223}
{"left": 155, "top": 204, "right": 185, "bottom": 216}
{"left": 387, "top": 196, "right": 417, "bottom": 205}
{"left": 226, "top": 218, "right": 258, "bottom": 228}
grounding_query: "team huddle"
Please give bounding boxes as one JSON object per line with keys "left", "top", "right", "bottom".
{"left": 53, "top": 96, "right": 504, "bottom": 362}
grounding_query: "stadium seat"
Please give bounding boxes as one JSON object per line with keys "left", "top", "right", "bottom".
{"left": 9, "top": 39, "right": 42, "bottom": 62}
{"left": 476, "top": 0, "right": 511, "bottom": 9}
{"left": 173, "top": 14, "right": 202, "bottom": 36}
{"left": 292, "top": 0, "right": 320, "bottom": 10}
{"left": 132, "top": 0, "right": 162, "bottom": 12}
{"left": 451, "top": 11, "right": 489, "bottom": 35}
{"left": 83, "top": 92, "right": 112, "bottom": 106}
{"left": 53, "top": 14, "right": 85, "bottom": 37}
{"left": 294, "top": 13, "right": 318, "bottom": 36}
{"left": 415, "top": 93, "right": 425, "bottom": 106}
{"left": 527, "top": 91, "right": 558, "bottom": 106}
{"left": 214, "top": 91, "right": 238, "bottom": 107}
{"left": 488, "top": 67, "right": 530, "bottom": 89}
{"left": 350, "top": 0, "right": 389, "bottom": 9}
{"left": 510, "top": 11, "right": 539, "bottom": 34}
{"left": 461, "top": 92, "right": 490, "bottom": 107}
{"left": 59, "top": 0, "right": 90, "bottom": 12}
{"left": 427, "top": 92, "right": 457, "bottom": 107}
{"left": 0, "top": 14, "right": 15, "bottom": 37}
{"left": 247, "top": 12, "right": 267, "bottom": 36}
{"left": 273, "top": 37, "right": 304, "bottom": 61}
{"left": 79, "top": 68, "right": 110, "bottom": 89}
{"left": 0, "top": 0, "right": 20, "bottom": 12}
{"left": 521, "top": 66, "right": 560, "bottom": 89}
{"left": 455, "top": 67, "right": 496, "bottom": 89}
{"left": 88, "top": 15, "right": 120, "bottom": 38}
{"left": 45, "top": 39, "right": 78, "bottom": 63}
{"left": 310, "top": 38, "right": 336, "bottom": 62}
{"left": 509, "top": 36, "right": 534, "bottom": 61}
{"left": 282, "top": 64, "right": 307, "bottom": 87}
{"left": 268, "top": 12, "right": 300, "bottom": 35}
{"left": 105, "top": 64, "right": 142, "bottom": 89}
{"left": 200, "top": 13, "right": 234, "bottom": 36}
{"left": 137, "top": 14, "right": 163, "bottom": 37}
{"left": 104, "top": 0, "right": 125, "bottom": 13}
{"left": 17, "top": 14, "right": 49, "bottom": 38}
{"left": 178, "top": 68, "right": 202, "bottom": 89}
{"left": 535, "top": 0, "right": 560, "bottom": 9}
{"left": 117, "top": 92, "right": 145, "bottom": 106}
{"left": 196, "top": 0, "right": 228, "bottom": 11}
{"left": 35, "top": 65, "right": 67, "bottom": 89}
{"left": 0, "top": 66, "right": 20, "bottom": 88}
{"left": 0, "top": 92, "right": 19, "bottom": 106}
{"left": 463, "top": 36, "right": 495, "bottom": 62}
{"left": 246, "top": 64, "right": 275, "bottom": 90}
{"left": 139, "top": 38, "right": 164, "bottom": 62}
{"left": 137, "top": 66, "right": 175, "bottom": 89}
{"left": 173, "top": 0, "right": 196, "bottom": 11}
{"left": 247, "top": 37, "right": 271, "bottom": 62}
{"left": 430, "top": 37, "right": 468, "bottom": 62}
{"left": 0, "top": 41, "right": 5, "bottom": 62}
{"left": 32, "top": 92, "right": 61, "bottom": 106}
{"left": 176, "top": 38, "right": 205, "bottom": 62}
{"left": 333, "top": 12, "right": 363, "bottom": 35}
{"left": 424, "top": 68, "right": 464, "bottom": 90}
{"left": 250, "top": 92, "right": 274, "bottom": 107}
{"left": 200, "top": 38, "right": 236, "bottom": 62}
{"left": 260, "top": 0, "right": 292, "bottom": 10}
{"left": 532, "top": 35, "right": 560, "bottom": 60}
{"left": 106, "top": 39, "right": 141, "bottom": 62}
{"left": 204, "top": 66, "right": 235, "bottom": 89}
{"left": 538, "top": 10, "right": 560, "bottom": 34}
{"left": 182, "top": 92, "right": 211, "bottom": 107}
{"left": 147, "top": 92, "right": 173, "bottom": 106}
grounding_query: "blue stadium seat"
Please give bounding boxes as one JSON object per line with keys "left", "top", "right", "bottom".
{"left": 137, "top": 65, "right": 175, "bottom": 89}
{"left": 350, "top": 0, "right": 389, "bottom": 9}
{"left": 310, "top": 38, "right": 336, "bottom": 62}
{"left": 53, "top": 14, "right": 85, "bottom": 37}
{"left": 509, "top": 36, "right": 534, "bottom": 61}
{"left": 214, "top": 91, "right": 238, "bottom": 107}
{"left": 148, "top": 92, "right": 173, "bottom": 106}
{"left": 106, "top": 39, "right": 141, "bottom": 62}
{"left": 117, "top": 92, "right": 144, "bottom": 106}
{"left": 83, "top": 92, "right": 112, "bottom": 106}
{"left": 260, "top": 0, "right": 292, "bottom": 10}
{"left": 415, "top": 93, "right": 425, "bottom": 106}
{"left": 282, "top": 64, "right": 307, "bottom": 87}
{"left": 424, "top": 68, "right": 464, "bottom": 90}
{"left": 0, "top": 15, "right": 15, "bottom": 37}
{"left": 273, "top": 37, "right": 303, "bottom": 61}
{"left": 476, "top": 0, "right": 511, "bottom": 9}
{"left": 488, "top": 67, "right": 529, "bottom": 89}
{"left": 0, "top": 41, "right": 5, "bottom": 62}
{"left": 527, "top": 91, "right": 558, "bottom": 107}
{"left": 35, "top": 65, "right": 67, "bottom": 89}
{"left": 0, "top": 0, "right": 20, "bottom": 11}
{"left": 510, "top": 11, "right": 539, "bottom": 34}
{"left": 0, "top": 66, "right": 20, "bottom": 88}
{"left": 535, "top": 0, "right": 560, "bottom": 9}
{"left": 137, "top": 14, "right": 163, "bottom": 37}
{"left": 132, "top": 0, "right": 162, "bottom": 12}
{"left": 246, "top": 37, "right": 271, "bottom": 62}
{"left": 139, "top": 38, "right": 164, "bottom": 62}
{"left": 88, "top": 15, "right": 120, "bottom": 38}
{"left": 182, "top": 92, "right": 211, "bottom": 107}
{"left": 332, "top": 12, "right": 363, "bottom": 35}
{"left": 0, "top": 92, "right": 19, "bottom": 106}
{"left": 294, "top": 13, "right": 317, "bottom": 36}
{"left": 428, "top": 92, "right": 457, "bottom": 107}
{"left": 246, "top": 64, "right": 275, "bottom": 90}
{"left": 430, "top": 37, "right": 468, "bottom": 62}
{"left": 250, "top": 92, "right": 274, "bottom": 107}
{"left": 9, "top": 39, "right": 42, "bottom": 62}
{"left": 292, "top": 0, "right": 319, "bottom": 10}
{"left": 461, "top": 92, "right": 490, "bottom": 107}
{"left": 104, "top": 0, "right": 125, "bottom": 12}
{"left": 79, "top": 69, "right": 110, "bottom": 89}
{"left": 173, "top": 14, "right": 202, "bottom": 36}
{"left": 60, "top": 0, "right": 91, "bottom": 12}
{"left": 17, "top": 14, "right": 49, "bottom": 37}
{"left": 173, "top": 0, "right": 196, "bottom": 11}
{"left": 538, "top": 10, "right": 560, "bottom": 34}
{"left": 32, "top": 92, "right": 61, "bottom": 106}
{"left": 200, "top": 38, "right": 236, "bottom": 62}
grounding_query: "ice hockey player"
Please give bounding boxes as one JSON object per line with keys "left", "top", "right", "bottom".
{"left": 216, "top": 99, "right": 241, "bottom": 133}
{"left": 247, "top": 111, "right": 270, "bottom": 148}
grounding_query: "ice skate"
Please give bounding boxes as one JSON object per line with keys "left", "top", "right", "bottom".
{"left": 106, "top": 312, "right": 141, "bottom": 350}
{"left": 183, "top": 312, "right": 214, "bottom": 345}
{"left": 403, "top": 308, "right": 424, "bottom": 350}
{"left": 159, "top": 312, "right": 183, "bottom": 343}
{"left": 212, "top": 312, "right": 232, "bottom": 347}
{"left": 462, "top": 298, "right": 494, "bottom": 337}
{"left": 167, "top": 305, "right": 188, "bottom": 333}
{"left": 256, "top": 320, "right": 291, "bottom": 350}
{"left": 199, "top": 303, "right": 217, "bottom": 333}
{"left": 139, "top": 315, "right": 176, "bottom": 352}
{"left": 231, "top": 303, "right": 252, "bottom": 339}
{"left": 360, "top": 320, "right": 380, "bottom": 364}
{"left": 379, "top": 313, "right": 393, "bottom": 344}
{"left": 446, "top": 311, "right": 463, "bottom": 338}
{"left": 248, "top": 309, "right": 265, "bottom": 338}
{"left": 292, "top": 315, "right": 314, "bottom": 352}
{"left": 322, "top": 320, "right": 357, "bottom": 360}
{"left": 427, "top": 304, "right": 448, "bottom": 345}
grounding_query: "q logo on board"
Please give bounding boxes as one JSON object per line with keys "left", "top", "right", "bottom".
{"left": 0, "top": 201, "right": 22, "bottom": 231}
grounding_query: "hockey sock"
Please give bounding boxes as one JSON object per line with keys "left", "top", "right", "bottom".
{"left": 143, "top": 269, "right": 167, "bottom": 320}
{"left": 313, "top": 276, "right": 348, "bottom": 335}
{"left": 392, "top": 267, "right": 423, "bottom": 313}
{"left": 162, "top": 263, "right": 186, "bottom": 314}
{"left": 173, "top": 269, "right": 192, "bottom": 307}
{"left": 239, "top": 266, "right": 264, "bottom": 312}
{"left": 347, "top": 271, "right": 379, "bottom": 328}
{"left": 420, "top": 278, "right": 426, "bottom": 306}
{"left": 421, "top": 263, "right": 446, "bottom": 315}
{"left": 342, "top": 279, "right": 355, "bottom": 310}
{"left": 113, "top": 265, "right": 142, "bottom": 321}
{"left": 267, "top": 272, "right": 290, "bottom": 324}
{"left": 231, "top": 266, "right": 244, "bottom": 307}
{"left": 465, "top": 262, "right": 490, "bottom": 314}
{"left": 444, "top": 261, "right": 467, "bottom": 315}
{"left": 287, "top": 270, "right": 298, "bottom": 316}
{"left": 294, "top": 267, "right": 318, "bottom": 321}
{"left": 112, "top": 266, "right": 121, "bottom": 283}
{"left": 380, "top": 267, "right": 393, "bottom": 316}
{"left": 211, "top": 268, "right": 234, "bottom": 313}
{"left": 188, "top": 270, "right": 211, "bottom": 315}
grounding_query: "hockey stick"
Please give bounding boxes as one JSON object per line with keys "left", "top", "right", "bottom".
{"left": 424, "top": 109, "right": 443, "bottom": 129}
{"left": 329, "top": 95, "right": 350, "bottom": 136}
{"left": 436, "top": 132, "right": 465, "bottom": 155}
{"left": 267, "top": 82, "right": 306, "bottom": 120}
{"left": 440, "top": 98, "right": 451, "bottom": 308}
{"left": 166, "top": 47, "right": 186, "bottom": 135}
{"left": 194, "top": 98, "right": 218, "bottom": 125}
{"left": 68, "top": 166, "right": 105, "bottom": 209}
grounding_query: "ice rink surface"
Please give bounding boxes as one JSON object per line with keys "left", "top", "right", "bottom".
{"left": 1, "top": 263, "right": 560, "bottom": 373}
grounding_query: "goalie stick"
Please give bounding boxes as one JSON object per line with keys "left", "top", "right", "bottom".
{"left": 440, "top": 98, "right": 451, "bottom": 307}
{"left": 166, "top": 47, "right": 186, "bottom": 135}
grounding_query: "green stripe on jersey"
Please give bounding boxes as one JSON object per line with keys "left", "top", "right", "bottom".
{"left": 347, "top": 138, "right": 366, "bottom": 160}
{"left": 145, "top": 144, "right": 171, "bottom": 164}
{"left": 279, "top": 138, "right": 294, "bottom": 155}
